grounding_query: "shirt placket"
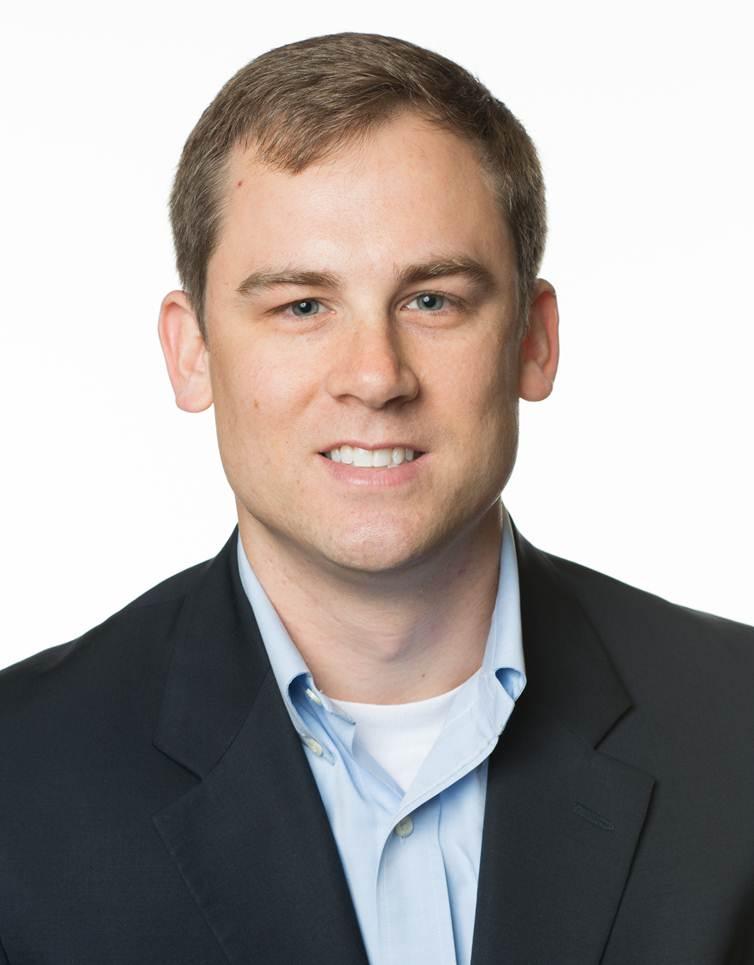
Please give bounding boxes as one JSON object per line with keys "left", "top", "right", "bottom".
{"left": 377, "top": 795, "right": 457, "bottom": 965}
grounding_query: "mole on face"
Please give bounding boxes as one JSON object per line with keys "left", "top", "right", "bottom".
{"left": 236, "top": 179, "right": 244, "bottom": 188}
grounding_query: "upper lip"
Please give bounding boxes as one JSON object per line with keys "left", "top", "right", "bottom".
{"left": 319, "top": 441, "right": 425, "bottom": 453}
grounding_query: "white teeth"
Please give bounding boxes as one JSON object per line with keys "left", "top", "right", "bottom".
{"left": 324, "top": 446, "right": 419, "bottom": 467}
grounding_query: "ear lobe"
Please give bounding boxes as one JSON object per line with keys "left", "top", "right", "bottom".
{"left": 518, "top": 280, "right": 560, "bottom": 402}
{"left": 157, "top": 291, "right": 213, "bottom": 412}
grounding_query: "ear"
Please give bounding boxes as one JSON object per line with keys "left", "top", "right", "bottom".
{"left": 518, "top": 279, "right": 560, "bottom": 402}
{"left": 157, "top": 290, "right": 213, "bottom": 412}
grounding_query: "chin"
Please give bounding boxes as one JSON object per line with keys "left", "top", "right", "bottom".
{"left": 319, "top": 528, "right": 437, "bottom": 577}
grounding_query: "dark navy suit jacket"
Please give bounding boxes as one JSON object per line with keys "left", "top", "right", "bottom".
{"left": 1, "top": 520, "right": 753, "bottom": 964}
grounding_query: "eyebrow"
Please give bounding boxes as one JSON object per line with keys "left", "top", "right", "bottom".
{"left": 234, "top": 255, "right": 498, "bottom": 299}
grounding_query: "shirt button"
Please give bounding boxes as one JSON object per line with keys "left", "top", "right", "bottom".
{"left": 304, "top": 687, "right": 322, "bottom": 705}
{"left": 394, "top": 816, "right": 414, "bottom": 838}
{"left": 302, "top": 736, "right": 324, "bottom": 756}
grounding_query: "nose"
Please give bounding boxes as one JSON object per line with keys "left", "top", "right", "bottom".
{"left": 325, "top": 315, "right": 420, "bottom": 410}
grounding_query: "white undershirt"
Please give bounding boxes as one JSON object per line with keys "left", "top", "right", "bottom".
{"left": 326, "top": 670, "right": 479, "bottom": 792}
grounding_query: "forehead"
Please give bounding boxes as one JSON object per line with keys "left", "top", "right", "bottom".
{"left": 214, "top": 110, "right": 513, "bottom": 279}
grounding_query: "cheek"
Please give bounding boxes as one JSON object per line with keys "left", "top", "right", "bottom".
{"left": 464, "top": 353, "right": 520, "bottom": 460}
{"left": 208, "top": 349, "right": 263, "bottom": 455}
{"left": 458, "top": 338, "right": 518, "bottom": 412}
{"left": 211, "top": 341, "right": 266, "bottom": 410}
{"left": 210, "top": 344, "right": 313, "bottom": 453}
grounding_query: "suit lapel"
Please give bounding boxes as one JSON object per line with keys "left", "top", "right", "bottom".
{"left": 151, "top": 530, "right": 368, "bottom": 965}
{"left": 470, "top": 522, "right": 656, "bottom": 965}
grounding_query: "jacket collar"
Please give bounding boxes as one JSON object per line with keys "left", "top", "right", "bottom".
{"left": 511, "top": 518, "right": 634, "bottom": 746}
{"left": 152, "top": 527, "right": 271, "bottom": 780}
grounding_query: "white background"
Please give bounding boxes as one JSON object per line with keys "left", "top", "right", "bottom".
{"left": 1, "top": 0, "right": 751, "bottom": 669}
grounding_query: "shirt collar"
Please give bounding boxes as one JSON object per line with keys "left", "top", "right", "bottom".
{"left": 484, "top": 504, "right": 527, "bottom": 701}
{"left": 236, "top": 502, "right": 526, "bottom": 730}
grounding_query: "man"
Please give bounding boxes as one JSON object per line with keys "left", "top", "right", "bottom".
{"left": 0, "top": 30, "right": 752, "bottom": 965}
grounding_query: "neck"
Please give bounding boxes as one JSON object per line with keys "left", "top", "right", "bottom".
{"left": 237, "top": 499, "right": 505, "bottom": 704}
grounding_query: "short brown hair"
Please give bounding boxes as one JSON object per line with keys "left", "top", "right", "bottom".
{"left": 169, "top": 32, "right": 546, "bottom": 340}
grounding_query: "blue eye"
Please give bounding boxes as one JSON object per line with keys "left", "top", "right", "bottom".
{"left": 406, "top": 293, "right": 453, "bottom": 311}
{"left": 278, "top": 292, "right": 460, "bottom": 320}
{"left": 289, "top": 299, "right": 322, "bottom": 317}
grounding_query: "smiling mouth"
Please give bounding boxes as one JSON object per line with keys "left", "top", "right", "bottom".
{"left": 318, "top": 446, "right": 425, "bottom": 468}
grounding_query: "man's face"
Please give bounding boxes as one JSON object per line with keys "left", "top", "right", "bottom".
{"left": 174, "top": 111, "right": 548, "bottom": 577}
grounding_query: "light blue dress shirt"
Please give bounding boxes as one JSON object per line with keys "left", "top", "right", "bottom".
{"left": 236, "top": 506, "right": 526, "bottom": 965}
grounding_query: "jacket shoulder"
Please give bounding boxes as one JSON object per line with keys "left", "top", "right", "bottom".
{"left": 0, "top": 554, "right": 214, "bottom": 718}
{"left": 538, "top": 545, "right": 754, "bottom": 681}
{"left": 549, "top": 547, "right": 752, "bottom": 633}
